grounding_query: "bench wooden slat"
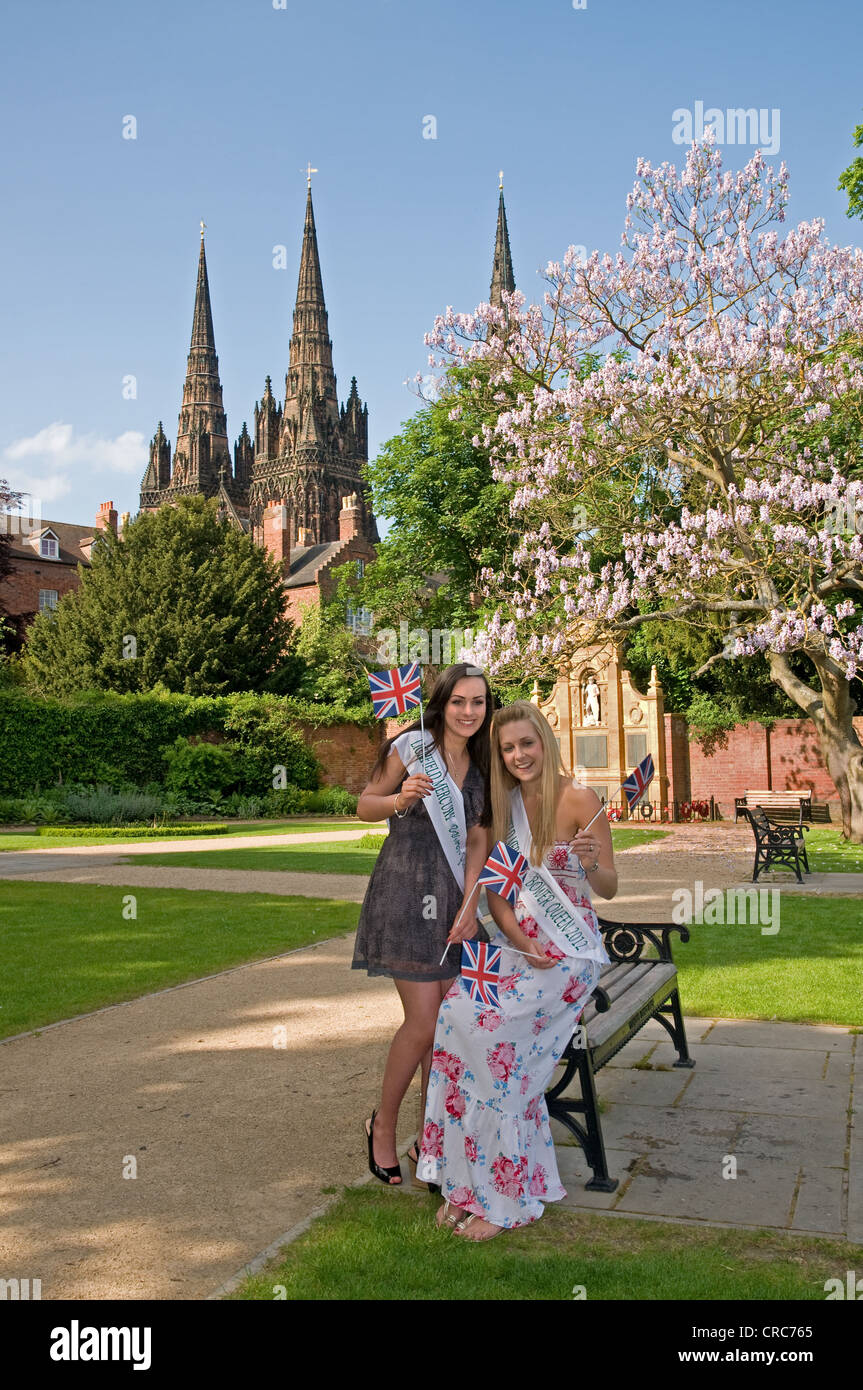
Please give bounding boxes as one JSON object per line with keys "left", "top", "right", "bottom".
{"left": 585, "top": 963, "right": 678, "bottom": 1054}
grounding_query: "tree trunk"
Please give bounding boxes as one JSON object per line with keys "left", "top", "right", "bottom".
{"left": 767, "top": 653, "right": 863, "bottom": 841}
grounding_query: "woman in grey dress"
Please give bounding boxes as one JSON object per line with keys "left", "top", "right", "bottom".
{"left": 353, "top": 663, "right": 493, "bottom": 1186}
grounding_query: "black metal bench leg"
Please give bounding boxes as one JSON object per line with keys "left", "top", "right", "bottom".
{"left": 665, "top": 989, "right": 696, "bottom": 1067}
{"left": 576, "top": 1052, "right": 618, "bottom": 1192}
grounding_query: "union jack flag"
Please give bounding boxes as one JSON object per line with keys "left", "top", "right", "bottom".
{"left": 622, "top": 753, "right": 655, "bottom": 809}
{"left": 367, "top": 662, "right": 423, "bottom": 719}
{"left": 461, "top": 940, "right": 502, "bottom": 1007}
{"left": 477, "top": 841, "right": 529, "bottom": 905}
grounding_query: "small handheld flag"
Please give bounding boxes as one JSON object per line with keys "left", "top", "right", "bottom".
{"left": 461, "top": 940, "right": 502, "bottom": 1007}
{"left": 367, "top": 663, "right": 423, "bottom": 719}
{"left": 622, "top": 753, "right": 655, "bottom": 810}
{"left": 583, "top": 752, "right": 656, "bottom": 831}
{"left": 477, "top": 841, "right": 529, "bottom": 906}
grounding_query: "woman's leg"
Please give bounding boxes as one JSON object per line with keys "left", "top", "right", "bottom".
{"left": 371, "top": 977, "right": 452, "bottom": 1179}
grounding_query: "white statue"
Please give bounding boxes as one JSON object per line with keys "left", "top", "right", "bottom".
{"left": 583, "top": 676, "right": 600, "bottom": 726}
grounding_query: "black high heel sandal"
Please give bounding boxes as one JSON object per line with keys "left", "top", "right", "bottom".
{"left": 365, "top": 1110, "right": 403, "bottom": 1186}
{"left": 407, "top": 1139, "right": 441, "bottom": 1194}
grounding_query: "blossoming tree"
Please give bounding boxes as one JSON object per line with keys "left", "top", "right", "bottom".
{"left": 427, "top": 142, "right": 863, "bottom": 838}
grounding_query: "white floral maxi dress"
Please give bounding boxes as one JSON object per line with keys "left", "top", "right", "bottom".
{"left": 417, "top": 841, "right": 603, "bottom": 1228}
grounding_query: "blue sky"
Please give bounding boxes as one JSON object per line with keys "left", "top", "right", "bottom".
{"left": 1, "top": 0, "right": 861, "bottom": 532}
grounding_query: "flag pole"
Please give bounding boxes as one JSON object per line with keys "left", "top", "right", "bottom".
{"left": 417, "top": 676, "right": 428, "bottom": 778}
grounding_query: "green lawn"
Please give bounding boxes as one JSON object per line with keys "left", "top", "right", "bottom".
{"left": 610, "top": 827, "right": 668, "bottom": 852}
{"left": 673, "top": 896, "right": 862, "bottom": 1026}
{"left": 0, "top": 883, "right": 360, "bottom": 1038}
{"left": 801, "top": 826, "right": 863, "bottom": 872}
{"left": 228, "top": 1185, "right": 859, "bottom": 1301}
{"left": 0, "top": 819, "right": 383, "bottom": 853}
{"left": 123, "top": 843, "right": 381, "bottom": 875}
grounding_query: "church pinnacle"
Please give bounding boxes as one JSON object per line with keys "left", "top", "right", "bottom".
{"left": 284, "top": 184, "right": 338, "bottom": 434}
{"left": 490, "top": 175, "right": 515, "bottom": 308}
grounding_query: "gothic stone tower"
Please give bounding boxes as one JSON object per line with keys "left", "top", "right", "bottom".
{"left": 140, "top": 230, "right": 241, "bottom": 511}
{"left": 140, "top": 192, "right": 377, "bottom": 550}
{"left": 250, "top": 185, "right": 377, "bottom": 546}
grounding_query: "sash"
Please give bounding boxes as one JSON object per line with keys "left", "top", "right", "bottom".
{"left": 508, "top": 788, "right": 609, "bottom": 965}
{"left": 392, "top": 731, "right": 472, "bottom": 901}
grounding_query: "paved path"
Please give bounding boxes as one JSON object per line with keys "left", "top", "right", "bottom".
{"left": 1, "top": 823, "right": 860, "bottom": 1300}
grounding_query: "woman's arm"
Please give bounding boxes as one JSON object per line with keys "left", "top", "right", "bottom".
{"left": 356, "top": 749, "right": 433, "bottom": 824}
{"left": 563, "top": 782, "right": 618, "bottom": 900}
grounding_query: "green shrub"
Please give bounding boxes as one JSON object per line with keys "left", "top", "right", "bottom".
{"left": 304, "top": 786, "right": 358, "bottom": 815}
{"left": 222, "top": 693, "right": 320, "bottom": 793}
{"left": 357, "top": 832, "right": 386, "bottom": 849}
{"left": 62, "top": 784, "right": 166, "bottom": 825}
{"left": 161, "top": 737, "right": 247, "bottom": 801}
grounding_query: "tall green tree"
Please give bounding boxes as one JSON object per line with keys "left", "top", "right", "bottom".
{"left": 22, "top": 496, "right": 297, "bottom": 697}
{"left": 838, "top": 112, "right": 863, "bottom": 218}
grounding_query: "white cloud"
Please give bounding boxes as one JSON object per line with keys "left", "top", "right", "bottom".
{"left": 1, "top": 422, "right": 148, "bottom": 513}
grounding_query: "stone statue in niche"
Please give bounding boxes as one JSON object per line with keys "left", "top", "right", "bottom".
{"left": 583, "top": 676, "right": 601, "bottom": 726}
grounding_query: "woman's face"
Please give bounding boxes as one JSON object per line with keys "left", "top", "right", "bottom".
{"left": 497, "top": 719, "right": 545, "bottom": 783}
{"left": 444, "top": 677, "right": 487, "bottom": 740}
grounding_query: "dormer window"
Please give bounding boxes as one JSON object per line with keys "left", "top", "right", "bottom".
{"left": 39, "top": 534, "right": 59, "bottom": 559}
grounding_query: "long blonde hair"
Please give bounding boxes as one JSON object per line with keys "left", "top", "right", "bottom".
{"left": 490, "top": 701, "right": 565, "bottom": 866}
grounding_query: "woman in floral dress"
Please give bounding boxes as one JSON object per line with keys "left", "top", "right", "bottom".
{"left": 417, "top": 701, "right": 618, "bottom": 1239}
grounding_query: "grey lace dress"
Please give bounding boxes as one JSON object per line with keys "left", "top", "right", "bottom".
{"left": 351, "top": 757, "right": 486, "bottom": 982}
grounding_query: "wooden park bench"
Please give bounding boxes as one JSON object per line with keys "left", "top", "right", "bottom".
{"left": 544, "top": 916, "right": 694, "bottom": 1193}
{"left": 740, "top": 805, "right": 810, "bottom": 883}
{"left": 734, "top": 789, "right": 812, "bottom": 825}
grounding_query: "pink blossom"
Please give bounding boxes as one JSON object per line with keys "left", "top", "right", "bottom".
{"left": 477, "top": 1008, "right": 503, "bottom": 1032}
{"left": 432, "top": 1048, "right": 464, "bottom": 1082}
{"left": 491, "top": 1155, "right": 525, "bottom": 1199}
{"left": 464, "top": 1135, "right": 478, "bottom": 1163}
{"left": 529, "top": 1164, "right": 548, "bottom": 1196}
{"left": 450, "top": 1185, "right": 474, "bottom": 1207}
{"left": 422, "top": 1120, "right": 443, "bottom": 1158}
{"left": 444, "top": 1081, "right": 466, "bottom": 1119}
{"left": 487, "top": 1041, "right": 517, "bottom": 1082}
{"left": 562, "top": 976, "right": 587, "bottom": 1006}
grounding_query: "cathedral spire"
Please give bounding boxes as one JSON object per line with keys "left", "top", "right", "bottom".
{"left": 490, "top": 175, "right": 515, "bottom": 308}
{"left": 284, "top": 184, "right": 339, "bottom": 436}
{"left": 169, "top": 228, "right": 230, "bottom": 495}
{"left": 191, "top": 230, "right": 216, "bottom": 351}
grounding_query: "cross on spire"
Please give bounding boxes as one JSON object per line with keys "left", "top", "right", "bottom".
{"left": 303, "top": 162, "right": 318, "bottom": 188}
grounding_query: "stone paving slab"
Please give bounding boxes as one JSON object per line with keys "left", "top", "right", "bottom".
{"left": 792, "top": 1166, "right": 847, "bottom": 1234}
{"left": 692, "top": 1019, "right": 857, "bottom": 1051}
{"left": 614, "top": 1152, "right": 801, "bottom": 1227}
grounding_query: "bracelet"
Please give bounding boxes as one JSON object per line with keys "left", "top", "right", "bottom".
{"left": 393, "top": 792, "right": 408, "bottom": 819}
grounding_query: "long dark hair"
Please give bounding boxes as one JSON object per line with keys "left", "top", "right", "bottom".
{"left": 371, "top": 663, "right": 494, "bottom": 821}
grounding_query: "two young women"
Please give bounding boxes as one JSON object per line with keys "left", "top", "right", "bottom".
{"left": 352, "top": 663, "right": 617, "bottom": 1238}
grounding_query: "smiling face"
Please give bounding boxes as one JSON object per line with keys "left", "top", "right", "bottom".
{"left": 444, "top": 677, "right": 488, "bottom": 741}
{"left": 497, "top": 718, "right": 545, "bottom": 784}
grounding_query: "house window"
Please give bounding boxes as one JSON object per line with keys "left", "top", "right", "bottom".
{"left": 40, "top": 536, "right": 59, "bottom": 559}
{"left": 355, "top": 559, "right": 365, "bottom": 579}
{"left": 39, "top": 590, "right": 59, "bottom": 612}
{"left": 346, "top": 603, "right": 373, "bottom": 636}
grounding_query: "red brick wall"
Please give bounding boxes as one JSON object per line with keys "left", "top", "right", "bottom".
{"left": 664, "top": 713, "right": 691, "bottom": 805}
{"left": 1, "top": 559, "right": 82, "bottom": 620}
{"left": 687, "top": 717, "right": 863, "bottom": 812}
{"left": 295, "top": 720, "right": 384, "bottom": 794}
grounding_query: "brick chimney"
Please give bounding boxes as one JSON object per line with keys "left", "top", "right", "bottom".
{"left": 96, "top": 501, "right": 118, "bottom": 535}
{"left": 339, "top": 492, "right": 361, "bottom": 541}
{"left": 262, "top": 500, "right": 291, "bottom": 574}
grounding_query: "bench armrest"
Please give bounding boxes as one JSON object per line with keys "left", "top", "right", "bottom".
{"left": 596, "top": 916, "right": 690, "bottom": 964}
